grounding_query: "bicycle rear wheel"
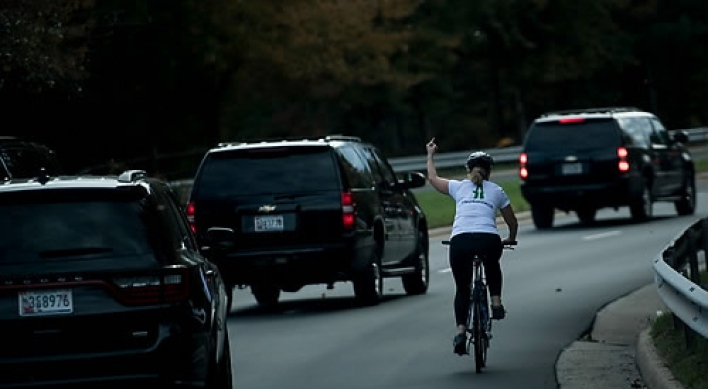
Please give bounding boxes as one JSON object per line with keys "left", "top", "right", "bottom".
{"left": 472, "top": 302, "right": 486, "bottom": 373}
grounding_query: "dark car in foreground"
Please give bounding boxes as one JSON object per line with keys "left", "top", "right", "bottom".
{"left": 0, "top": 136, "right": 62, "bottom": 181}
{"left": 187, "top": 135, "right": 430, "bottom": 308}
{"left": 0, "top": 170, "right": 232, "bottom": 388}
{"left": 519, "top": 106, "right": 695, "bottom": 229}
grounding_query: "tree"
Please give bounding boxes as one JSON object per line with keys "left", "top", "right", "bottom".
{"left": 0, "top": 0, "right": 96, "bottom": 97}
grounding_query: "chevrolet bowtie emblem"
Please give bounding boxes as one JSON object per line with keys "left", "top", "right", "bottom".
{"left": 259, "top": 205, "right": 277, "bottom": 213}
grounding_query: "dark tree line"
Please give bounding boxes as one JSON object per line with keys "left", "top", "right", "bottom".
{"left": 1, "top": 0, "right": 706, "bottom": 179}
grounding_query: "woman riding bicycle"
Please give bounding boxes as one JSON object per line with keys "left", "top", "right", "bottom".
{"left": 425, "top": 138, "right": 518, "bottom": 356}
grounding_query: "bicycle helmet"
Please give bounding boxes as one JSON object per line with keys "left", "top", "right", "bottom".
{"left": 465, "top": 151, "right": 494, "bottom": 179}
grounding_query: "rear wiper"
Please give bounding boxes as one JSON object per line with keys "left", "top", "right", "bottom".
{"left": 38, "top": 247, "right": 114, "bottom": 258}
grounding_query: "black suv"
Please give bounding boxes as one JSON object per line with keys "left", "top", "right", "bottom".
{"left": 0, "top": 169, "right": 232, "bottom": 388}
{"left": 187, "top": 135, "right": 430, "bottom": 307}
{"left": 519, "top": 107, "right": 695, "bottom": 229}
{"left": 0, "top": 136, "right": 62, "bottom": 180}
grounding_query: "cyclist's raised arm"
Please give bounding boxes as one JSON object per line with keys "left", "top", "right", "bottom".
{"left": 500, "top": 204, "right": 518, "bottom": 244}
{"left": 426, "top": 138, "right": 450, "bottom": 195}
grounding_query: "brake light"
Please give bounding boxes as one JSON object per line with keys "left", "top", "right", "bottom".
{"left": 186, "top": 202, "right": 196, "bottom": 234}
{"left": 519, "top": 167, "right": 529, "bottom": 180}
{"left": 112, "top": 270, "right": 190, "bottom": 306}
{"left": 341, "top": 191, "right": 355, "bottom": 230}
{"left": 558, "top": 118, "right": 585, "bottom": 124}
{"left": 617, "top": 147, "right": 630, "bottom": 173}
{"left": 519, "top": 152, "right": 529, "bottom": 180}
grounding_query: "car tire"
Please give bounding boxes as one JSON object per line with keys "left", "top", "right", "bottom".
{"left": 531, "top": 204, "right": 554, "bottom": 229}
{"left": 630, "top": 180, "right": 653, "bottom": 221}
{"left": 225, "top": 283, "right": 234, "bottom": 314}
{"left": 251, "top": 283, "right": 281, "bottom": 307}
{"left": 353, "top": 246, "right": 383, "bottom": 306}
{"left": 576, "top": 207, "right": 597, "bottom": 225}
{"left": 402, "top": 229, "right": 429, "bottom": 295}
{"left": 674, "top": 172, "right": 696, "bottom": 216}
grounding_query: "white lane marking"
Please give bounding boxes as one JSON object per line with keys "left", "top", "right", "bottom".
{"left": 582, "top": 230, "right": 622, "bottom": 241}
{"left": 439, "top": 268, "right": 452, "bottom": 273}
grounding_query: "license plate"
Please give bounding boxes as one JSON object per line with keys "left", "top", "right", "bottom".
{"left": 19, "top": 289, "right": 73, "bottom": 316}
{"left": 254, "top": 215, "right": 284, "bottom": 232}
{"left": 561, "top": 163, "right": 582, "bottom": 175}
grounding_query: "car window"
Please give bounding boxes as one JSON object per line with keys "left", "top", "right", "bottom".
{"left": 617, "top": 117, "right": 651, "bottom": 148}
{"left": 649, "top": 118, "right": 671, "bottom": 146}
{"left": 161, "top": 185, "right": 199, "bottom": 251}
{"left": 0, "top": 195, "right": 156, "bottom": 264}
{"left": 336, "top": 146, "right": 374, "bottom": 189}
{"left": 195, "top": 146, "right": 340, "bottom": 197}
{"left": 524, "top": 119, "right": 621, "bottom": 151}
{"left": 359, "top": 146, "right": 397, "bottom": 185}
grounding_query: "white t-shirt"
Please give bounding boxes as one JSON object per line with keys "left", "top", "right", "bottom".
{"left": 448, "top": 179, "right": 511, "bottom": 238}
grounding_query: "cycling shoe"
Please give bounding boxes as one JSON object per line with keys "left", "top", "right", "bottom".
{"left": 453, "top": 333, "right": 468, "bottom": 355}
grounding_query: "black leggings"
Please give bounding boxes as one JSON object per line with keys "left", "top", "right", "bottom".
{"left": 449, "top": 232, "right": 503, "bottom": 327}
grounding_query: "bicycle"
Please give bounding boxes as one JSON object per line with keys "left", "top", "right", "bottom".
{"left": 442, "top": 239, "right": 517, "bottom": 373}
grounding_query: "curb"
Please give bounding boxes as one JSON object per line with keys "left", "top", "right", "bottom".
{"left": 636, "top": 328, "right": 686, "bottom": 389}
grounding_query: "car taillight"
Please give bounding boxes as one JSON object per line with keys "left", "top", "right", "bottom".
{"left": 341, "top": 191, "right": 355, "bottom": 230}
{"left": 617, "top": 147, "right": 630, "bottom": 173}
{"left": 186, "top": 202, "right": 196, "bottom": 234}
{"left": 112, "top": 270, "right": 190, "bottom": 305}
{"left": 519, "top": 152, "right": 529, "bottom": 180}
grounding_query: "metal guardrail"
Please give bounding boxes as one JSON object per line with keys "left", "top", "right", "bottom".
{"left": 653, "top": 217, "right": 708, "bottom": 338}
{"left": 389, "top": 126, "right": 708, "bottom": 172}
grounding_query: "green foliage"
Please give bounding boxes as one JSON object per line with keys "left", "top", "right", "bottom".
{"left": 0, "top": 0, "right": 96, "bottom": 96}
{"left": 2, "top": 0, "right": 707, "bottom": 174}
{"left": 651, "top": 309, "right": 708, "bottom": 389}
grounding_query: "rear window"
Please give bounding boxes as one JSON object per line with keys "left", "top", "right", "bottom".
{"left": 0, "top": 193, "right": 154, "bottom": 264}
{"left": 195, "top": 146, "right": 340, "bottom": 196}
{"left": 524, "top": 119, "right": 621, "bottom": 152}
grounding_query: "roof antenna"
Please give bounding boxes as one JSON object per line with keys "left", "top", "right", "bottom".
{"left": 37, "top": 168, "right": 50, "bottom": 185}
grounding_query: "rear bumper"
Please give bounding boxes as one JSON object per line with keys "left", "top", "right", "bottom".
{"left": 213, "top": 240, "right": 374, "bottom": 287}
{"left": 521, "top": 176, "right": 643, "bottom": 210}
{"left": 0, "top": 324, "right": 211, "bottom": 388}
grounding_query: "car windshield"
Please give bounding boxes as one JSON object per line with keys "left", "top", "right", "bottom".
{"left": 196, "top": 146, "right": 340, "bottom": 197}
{"left": 0, "top": 197, "right": 154, "bottom": 264}
{"left": 525, "top": 119, "right": 621, "bottom": 151}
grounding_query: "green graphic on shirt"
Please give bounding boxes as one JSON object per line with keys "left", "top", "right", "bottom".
{"left": 473, "top": 185, "right": 484, "bottom": 199}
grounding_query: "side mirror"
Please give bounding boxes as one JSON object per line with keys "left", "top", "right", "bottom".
{"left": 670, "top": 130, "right": 689, "bottom": 144}
{"left": 202, "top": 227, "right": 236, "bottom": 252}
{"left": 398, "top": 171, "right": 427, "bottom": 189}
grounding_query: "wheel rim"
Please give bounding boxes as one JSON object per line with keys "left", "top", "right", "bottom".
{"left": 687, "top": 181, "right": 695, "bottom": 209}
{"left": 372, "top": 261, "right": 382, "bottom": 297}
{"left": 418, "top": 238, "right": 428, "bottom": 285}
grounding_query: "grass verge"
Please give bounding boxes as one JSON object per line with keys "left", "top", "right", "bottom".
{"left": 650, "top": 269, "right": 707, "bottom": 389}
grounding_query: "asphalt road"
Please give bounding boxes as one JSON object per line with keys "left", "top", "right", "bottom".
{"left": 224, "top": 190, "right": 708, "bottom": 389}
